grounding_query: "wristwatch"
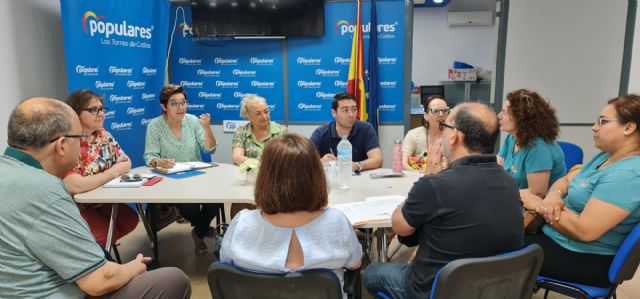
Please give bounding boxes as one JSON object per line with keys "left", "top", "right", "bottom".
{"left": 355, "top": 161, "right": 363, "bottom": 172}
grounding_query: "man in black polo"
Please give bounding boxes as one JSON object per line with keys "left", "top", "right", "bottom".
{"left": 364, "top": 102, "right": 524, "bottom": 299}
{"left": 309, "top": 92, "right": 382, "bottom": 172}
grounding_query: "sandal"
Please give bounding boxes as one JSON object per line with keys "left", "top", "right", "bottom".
{"left": 191, "top": 229, "right": 208, "bottom": 255}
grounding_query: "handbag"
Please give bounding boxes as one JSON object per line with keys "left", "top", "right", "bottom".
{"left": 213, "top": 223, "right": 229, "bottom": 258}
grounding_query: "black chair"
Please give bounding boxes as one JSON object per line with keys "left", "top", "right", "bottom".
{"left": 430, "top": 244, "right": 544, "bottom": 299}
{"left": 208, "top": 262, "right": 361, "bottom": 299}
{"left": 536, "top": 222, "right": 640, "bottom": 299}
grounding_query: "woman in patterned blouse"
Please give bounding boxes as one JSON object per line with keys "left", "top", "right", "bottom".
{"left": 63, "top": 89, "right": 139, "bottom": 248}
{"left": 230, "top": 95, "right": 286, "bottom": 217}
{"left": 143, "top": 84, "right": 221, "bottom": 255}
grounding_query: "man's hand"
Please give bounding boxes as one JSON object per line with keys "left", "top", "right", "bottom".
{"left": 424, "top": 139, "right": 445, "bottom": 175}
{"left": 321, "top": 153, "right": 337, "bottom": 163}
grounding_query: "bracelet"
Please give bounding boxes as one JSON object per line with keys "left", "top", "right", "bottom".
{"left": 549, "top": 189, "right": 563, "bottom": 197}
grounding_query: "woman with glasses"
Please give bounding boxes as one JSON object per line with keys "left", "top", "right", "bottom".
{"left": 230, "top": 95, "right": 286, "bottom": 217}
{"left": 63, "top": 89, "right": 139, "bottom": 248}
{"left": 497, "top": 89, "right": 566, "bottom": 197}
{"left": 521, "top": 94, "right": 640, "bottom": 287}
{"left": 401, "top": 95, "right": 449, "bottom": 172}
{"left": 144, "top": 84, "right": 221, "bottom": 255}
{"left": 221, "top": 134, "right": 362, "bottom": 296}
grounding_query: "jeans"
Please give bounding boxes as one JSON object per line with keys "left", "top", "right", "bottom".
{"left": 364, "top": 263, "right": 409, "bottom": 299}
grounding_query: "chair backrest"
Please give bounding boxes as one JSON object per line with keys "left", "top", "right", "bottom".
{"left": 430, "top": 244, "right": 544, "bottom": 299}
{"left": 557, "top": 141, "right": 584, "bottom": 172}
{"left": 208, "top": 262, "right": 343, "bottom": 299}
{"left": 609, "top": 222, "right": 640, "bottom": 284}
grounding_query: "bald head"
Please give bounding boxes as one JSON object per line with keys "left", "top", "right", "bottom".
{"left": 449, "top": 102, "right": 499, "bottom": 154}
{"left": 8, "top": 98, "right": 78, "bottom": 150}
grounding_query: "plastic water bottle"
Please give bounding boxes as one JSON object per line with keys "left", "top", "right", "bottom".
{"left": 336, "top": 135, "right": 352, "bottom": 189}
{"left": 392, "top": 140, "right": 403, "bottom": 173}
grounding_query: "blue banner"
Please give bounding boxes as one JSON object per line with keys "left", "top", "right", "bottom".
{"left": 169, "top": 5, "right": 285, "bottom": 123}
{"left": 169, "top": 0, "right": 405, "bottom": 125}
{"left": 61, "top": 0, "right": 169, "bottom": 167}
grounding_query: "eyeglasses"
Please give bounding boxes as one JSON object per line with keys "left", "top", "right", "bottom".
{"left": 427, "top": 107, "right": 450, "bottom": 115}
{"left": 48, "top": 133, "right": 90, "bottom": 143}
{"left": 438, "top": 122, "right": 456, "bottom": 131}
{"left": 82, "top": 106, "right": 108, "bottom": 115}
{"left": 595, "top": 117, "right": 618, "bottom": 127}
{"left": 168, "top": 101, "right": 187, "bottom": 108}
{"left": 120, "top": 173, "right": 142, "bottom": 182}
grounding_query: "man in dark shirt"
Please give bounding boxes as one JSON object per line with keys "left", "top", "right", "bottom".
{"left": 364, "top": 102, "right": 524, "bottom": 299}
{"left": 309, "top": 92, "right": 382, "bottom": 172}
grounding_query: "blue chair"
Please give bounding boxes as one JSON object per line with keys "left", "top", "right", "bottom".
{"left": 376, "top": 244, "right": 544, "bottom": 299}
{"left": 536, "top": 222, "right": 640, "bottom": 299}
{"left": 557, "top": 141, "right": 584, "bottom": 172}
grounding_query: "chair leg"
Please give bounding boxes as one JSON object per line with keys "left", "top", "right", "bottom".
{"left": 543, "top": 289, "right": 549, "bottom": 299}
{"left": 112, "top": 243, "right": 122, "bottom": 264}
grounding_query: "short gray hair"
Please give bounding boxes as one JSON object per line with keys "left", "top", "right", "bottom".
{"left": 239, "top": 94, "right": 267, "bottom": 119}
{"left": 8, "top": 99, "right": 73, "bottom": 149}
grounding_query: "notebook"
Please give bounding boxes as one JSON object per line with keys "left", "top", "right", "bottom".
{"left": 152, "top": 162, "right": 216, "bottom": 174}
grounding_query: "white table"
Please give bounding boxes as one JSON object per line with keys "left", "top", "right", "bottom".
{"left": 74, "top": 163, "right": 423, "bottom": 262}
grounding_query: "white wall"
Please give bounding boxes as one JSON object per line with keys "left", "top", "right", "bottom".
{"left": 411, "top": 7, "right": 497, "bottom": 85}
{"left": 503, "top": 0, "right": 629, "bottom": 161}
{"left": 0, "top": 1, "right": 68, "bottom": 150}
{"left": 629, "top": 3, "right": 640, "bottom": 94}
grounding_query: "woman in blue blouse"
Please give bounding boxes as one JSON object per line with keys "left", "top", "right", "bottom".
{"left": 497, "top": 89, "right": 566, "bottom": 197}
{"left": 521, "top": 94, "right": 640, "bottom": 286}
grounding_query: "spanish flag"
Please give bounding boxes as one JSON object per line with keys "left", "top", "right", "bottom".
{"left": 347, "top": 0, "right": 367, "bottom": 121}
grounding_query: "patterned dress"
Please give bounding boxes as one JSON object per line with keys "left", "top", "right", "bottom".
{"left": 232, "top": 121, "right": 286, "bottom": 158}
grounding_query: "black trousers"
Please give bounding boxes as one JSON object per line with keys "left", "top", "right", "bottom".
{"left": 524, "top": 233, "right": 614, "bottom": 287}
{"left": 176, "top": 203, "right": 223, "bottom": 238}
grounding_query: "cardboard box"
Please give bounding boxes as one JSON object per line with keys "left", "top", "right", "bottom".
{"left": 448, "top": 68, "right": 477, "bottom": 81}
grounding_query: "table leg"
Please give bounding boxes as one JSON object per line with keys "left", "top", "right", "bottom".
{"left": 105, "top": 203, "right": 119, "bottom": 253}
{"left": 380, "top": 228, "right": 388, "bottom": 262}
{"left": 135, "top": 203, "right": 158, "bottom": 263}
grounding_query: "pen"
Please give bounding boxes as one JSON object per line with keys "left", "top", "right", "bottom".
{"left": 330, "top": 148, "right": 335, "bottom": 156}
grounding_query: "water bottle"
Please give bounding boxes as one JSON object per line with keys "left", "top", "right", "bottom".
{"left": 392, "top": 140, "right": 403, "bottom": 173}
{"left": 336, "top": 135, "right": 352, "bottom": 189}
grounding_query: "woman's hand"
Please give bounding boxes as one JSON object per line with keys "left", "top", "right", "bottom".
{"left": 155, "top": 158, "right": 175, "bottom": 169}
{"left": 198, "top": 113, "right": 211, "bottom": 128}
{"left": 423, "top": 139, "right": 445, "bottom": 175}
{"left": 540, "top": 191, "right": 565, "bottom": 224}
{"left": 519, "top": 189, "right": 543, "bottom": 211}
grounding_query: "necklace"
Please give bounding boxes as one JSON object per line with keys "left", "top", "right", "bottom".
{"left": 601, "top": 147, "right": 640, "bottom": 168}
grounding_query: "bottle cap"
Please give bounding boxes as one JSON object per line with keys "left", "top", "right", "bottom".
{"left": 394, "top": 139, "right": 401, "bottom": 144}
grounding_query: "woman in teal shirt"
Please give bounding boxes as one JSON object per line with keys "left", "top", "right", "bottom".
{"left": 521, "top": 94, "right": 640, "bottom": 287}
{"left": 144, "top": 84, "right": 221, "bottom": 255}
{"left": 498, "top": 89, "right": 566, "bottom": 197}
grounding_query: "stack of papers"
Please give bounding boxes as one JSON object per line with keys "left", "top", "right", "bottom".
{"left": 333, "top": 195, "right": 406, "bottom": 226}
{"left": 152, "top": 162, "right": 215, "bottom": 174}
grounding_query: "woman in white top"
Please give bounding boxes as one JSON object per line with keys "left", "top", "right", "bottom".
{"left": 402, "top": 95, "right": 450, "bottom": 171}
{"left": 220, "top": 133, "right": 362, "bottom": 292}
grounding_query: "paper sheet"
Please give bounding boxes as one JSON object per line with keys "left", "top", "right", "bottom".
{"left": 333, "top": 195, "right": 406, "bottom": 225}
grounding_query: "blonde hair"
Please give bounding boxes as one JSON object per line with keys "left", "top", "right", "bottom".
{"left": 239, "top": 94, "right": 267, "bottom": 119}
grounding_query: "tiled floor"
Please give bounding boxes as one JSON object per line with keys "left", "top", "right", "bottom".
{"left": 116, "top": 209, "right": 640, "bottom": 299}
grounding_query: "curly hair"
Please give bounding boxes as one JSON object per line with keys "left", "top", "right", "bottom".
{"left": 506, "top": 89, "right": 559, "bottom": 147}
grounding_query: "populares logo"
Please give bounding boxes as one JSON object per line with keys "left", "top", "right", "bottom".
{"left": 104, "top": 110, "right": 115, "bottom": 119}
{"left": 379, "top": 104, "right": 397, "bottom": 111}
{"left": 232, "top": 69, "right": 257, "bottom": 77}
{"left": 142, "top": 67, "right": 157, "bottom": 76}
{"left": 334, "top": 80, "right": 348, "bottom": 88}
{"left": 216, "top": 81, "right": 239, "bottom": 88}
{"left": 378, "top": 57, "right": 398, "bottom": 64}
{"left": 141, "top": 93, "right": 155, "bottom": 101}
{"left": 178, "top": 58, "right": 202, "bottom": 65}
{"left": 250, "top": 57, "right": 275, "bottom": 65}
{"left": 109, "top": 94, "right": 133, "bottom": 103}
{"left": 296, "top": 57, "right": 321, "bottom": 65}
{"left": 75, "top": 65, "right": 99, "bottom": 76}
{"left": 217, "top": 103, "right": 240, "bottom": 110}
{"left": 95, "top": 81, "right": 115, "bottom": 90}
{"left": 251, "top": 81, "right": 275, "bottom": 88}
{"left": 187, "top": 103, "right": 205, "bottom": 110}
{"left": 315, "top": 69, "right": 340, "bottom": 77}
{"left": 127, "top": 80, "right": 146, "bottom": 89}
{"left": 334, "top": 57, "right": 350, "bottom": 65}
{"left": 335, "top": 20, "right": 398, "bottom": 37}
{"left": 297, "top": 81, "right": 321, "bottom": 88}
{"left": 316, "top": 92, "right": 335, "bottom": 100}
{"left": 126, "top": 107, "right": 145, "bottom": 116}
{"left": 141, "top": 118, "right": 151, "bottom": 126}
{"left": 380, "top": 81, "right": 398, "bottom": 88}
{"left": 178, "top": 22, "right": 193, "bottom": 37}
{"left": 110, "top": 122, "right": 133, "bottom": 131}
{"left": 109, "top": 66, "right": 133, "bottom": 76}
{"left": 233, "top": 92, "right": 254, "bottom": 99}
{"left": 298, "top": 103, "right": 322, "bottom": 111}
{"left": 197, "top": 69, "right": 221, "bottom": 77}
{"left": 180, "top": 81, "right": 204, "bottom": 88}
{"left": 82, "top": 11, "right": 152, "bottom": 39}
{"left": 199, "top": 92, "right": 222, "bottom": 99}
{"left": 214, "top": 58, "right": 238, "bottom": 65}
